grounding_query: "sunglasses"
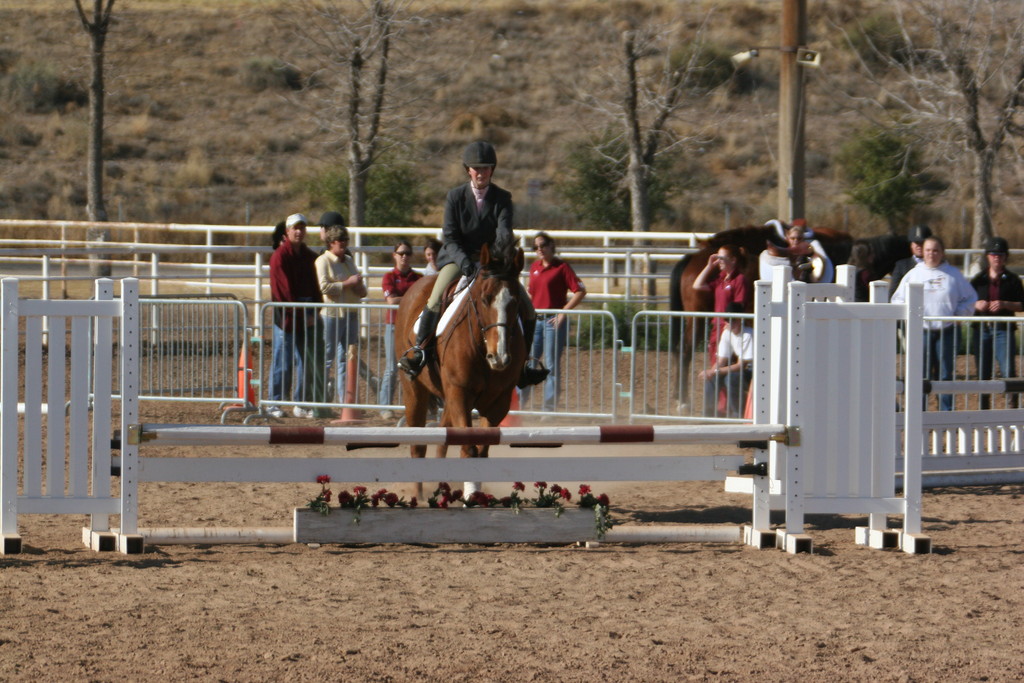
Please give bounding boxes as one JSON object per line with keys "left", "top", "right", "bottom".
{"left": 395, "top": 251, "right": 413, "bottom": 256}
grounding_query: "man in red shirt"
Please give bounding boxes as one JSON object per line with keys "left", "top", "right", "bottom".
{"left": 379, "top": 239, "right": 422, "bottom": 416}
{"left": 269, "top": 213, "right": 330, "bottom": 418}
{"left": 526, "top": 232, "right": 586, "bottom": 411}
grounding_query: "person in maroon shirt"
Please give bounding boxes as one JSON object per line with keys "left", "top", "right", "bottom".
{"left": 970, "top": 236, "right": 1024, "bottom": 408}
{"left": 379, "top": 239, "right": 423, "bottom": 415}
{"left": 525, "top": 232, "right": 586, "bottom": 411}
{"left": 268, "top": 213, "right": 330, "bottom": 419}
{"left": 691, "top": 243, "right": 750, "bottom": 357}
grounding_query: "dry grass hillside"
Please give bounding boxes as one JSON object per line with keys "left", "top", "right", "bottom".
{"left": 1, "top": 0, "right": 1022, "bottom": 246}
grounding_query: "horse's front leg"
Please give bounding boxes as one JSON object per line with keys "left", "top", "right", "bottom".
{"left": 443, "top": 387, "right": 484, "bottom": 500}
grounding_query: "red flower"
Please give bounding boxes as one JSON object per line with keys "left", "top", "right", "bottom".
{"left": 323, "top": 490, "right": 332, "bottom": 503}
{"left": 512, "top": 482, "right": 525, "bottom": 492}
{"left": 534, "top": 481, "right": 547, "bottom": 489}
{"left": 451, "top": 489, "right": 463, "bottom": 501}
{"left": 384, "top": 492, "right": 399, "bottom": 507}
{"left": 316, "top": 474, "right": 331, "bottom": 484}
{"left": 550, "top": 484, "right": 562, "bottom": 494}
{"left": 500, "top": 496, "right": 512, "bottom": 507}
{"left": 560, "top": 488, "right": 572, "bottom": 501}
{"left": 578, "top": 484, "right": 591, "bottom": 495}
{"left": 409, "top": 497, "right": 418, "bottom": 508}
{"left": 353, "top": 485, "right": 367, "bottom": 495}
{"left": 597, "top": 493, "right": 610, "bottom": 506}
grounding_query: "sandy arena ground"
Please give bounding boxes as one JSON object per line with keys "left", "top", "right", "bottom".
{"left": 1, "top": 402, "right": 1022, "bottom": 681}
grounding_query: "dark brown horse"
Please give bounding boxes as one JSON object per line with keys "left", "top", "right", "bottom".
{"left": 396, "top": 239, "right": 526, "bottom": 470}
{"left": 667, "top": 225, "right": 859, "bottom": 406}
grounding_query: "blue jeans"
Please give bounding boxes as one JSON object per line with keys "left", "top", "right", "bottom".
{"left": 270, "top": 322, "right": 326, "bottom": 405}
{"left": 324, "top": 313, "right": 358, "bottom": 403}
{"left": 378, "top": 323, "right": 397, "bottom": 407}
{"left": 973, "top": 321, "right": 1017, "bottom": 409}
{"left": 526, "top": 315, "right": 568, "bottom": 411}
{"left": 923, "top": 325, "right": 960, "bottom": 411}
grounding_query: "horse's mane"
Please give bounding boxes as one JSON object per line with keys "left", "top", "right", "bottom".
{"left": 482, "top": 234, "right": 521, "bottom": 281}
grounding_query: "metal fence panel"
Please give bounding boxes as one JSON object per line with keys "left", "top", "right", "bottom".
{"left": 138, "top": 299, "right": 249, "bottom": 404}
{"left": 629, "top": 310, "right": 755, "bottom": 423}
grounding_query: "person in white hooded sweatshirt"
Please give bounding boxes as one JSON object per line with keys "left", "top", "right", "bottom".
{"left": 891, "top": 236, "right": 977, "bottom": 410}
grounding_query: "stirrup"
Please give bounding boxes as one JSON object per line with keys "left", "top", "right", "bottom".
{"left": 397, "top": 347, "right": 426, "bottom": 378}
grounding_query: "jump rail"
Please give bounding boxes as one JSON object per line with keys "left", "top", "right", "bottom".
{"left": 130, "top": 423, "right": 790, "bottom": 447}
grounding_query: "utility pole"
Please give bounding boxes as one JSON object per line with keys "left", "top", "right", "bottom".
{"left": 777, "top": 0, "right": 806, "bottom": 223}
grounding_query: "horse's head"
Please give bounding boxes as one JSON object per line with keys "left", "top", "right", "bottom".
{"left": 474, "top": 241, "right": 524, "bottom": 372}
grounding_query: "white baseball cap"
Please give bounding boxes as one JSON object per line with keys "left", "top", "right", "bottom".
{"left": 286, "top": 213, "right": 308, "bottom": 229}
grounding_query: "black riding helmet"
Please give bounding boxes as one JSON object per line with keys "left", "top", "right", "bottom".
{"left": 462, "top": 140, "right": 497, "bottom": 168}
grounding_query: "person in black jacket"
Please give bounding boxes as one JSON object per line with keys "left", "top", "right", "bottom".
{"left": 397, "top": 141, "right": 547, "bottom": 388}
{"left": 970, "top": 236, "right": 1024, "bottom": 408}
{"left": 888, "top": 224, "right": 932, "bottom": 299}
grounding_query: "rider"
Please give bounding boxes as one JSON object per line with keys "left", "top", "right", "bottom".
{"left": 397, "top": 140, "right": 549, "bottom": 388}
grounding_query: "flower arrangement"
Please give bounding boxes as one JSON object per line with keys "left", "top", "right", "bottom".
{"left": 307, "top": 477, "right": 612, "bottom": 538}
{"left": 306, "top": 476, "right": 416, "bottom": 524}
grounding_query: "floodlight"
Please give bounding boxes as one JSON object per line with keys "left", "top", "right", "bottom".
{"left": 730, "top": 49, "right": 759, "bottom": 68}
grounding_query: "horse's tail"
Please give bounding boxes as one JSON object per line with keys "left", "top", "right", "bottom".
{"left": 668, "top": 254, "right": 690, "bottom": 349}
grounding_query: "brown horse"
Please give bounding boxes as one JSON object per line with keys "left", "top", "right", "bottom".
{"left": 667, "top": 224, "right": 859, "bottom": 406}
{"left": 396, "top": 239, "right": 526, "bottom": 471}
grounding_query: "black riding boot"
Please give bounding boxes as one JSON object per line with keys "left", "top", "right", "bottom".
{"left": 517, "top": 316, "right": 550, "bottom": 389}
{"left": 398, "top": 308, "right": 439, "bottom": 378}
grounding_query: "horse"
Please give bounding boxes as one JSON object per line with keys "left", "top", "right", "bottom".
{"left": 395, "top": 239, "right": 527, "bottom": 495}
{"left": 667, "top": 224, "right": 857, "bottom": 408}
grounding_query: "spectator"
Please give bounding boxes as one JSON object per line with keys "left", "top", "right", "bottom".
{"left": 379, "top": 239, "right": 422, "bottom": 418}
{"left": 848, "top": 242, "right": 874, "bottom": 302}
{"left": 396, "top": 140, "right": 547, "bottom": 389}
{"left": 970, "top": 236, "right": 1024, "bottom": 409}
{"left": 423, "top": 237, "right": 442, "bottom": 276}
{"left": 889, "top": 224, "right": 932, "bottom": 299}
{"left": 759, "top": 218, "right": 833, "bottom": 283}
{"left": 700, "top": 302, "right": 753, "bottom": 418}
{"left": 268, "top": 213, "right": 331, "bottom": 419}
{"left": 315, "top": 220, "right": 366, "bottom": 408}
{"left": 315, "top": 210, "right": 345, "bottom": 256}
{"left": 271, "top": 220, "right": 286, "bottom": 250}
{"left": 892, "top": 236, "right": 977, "bottom": 411}
{"left": 692, "top": 243, "right": 749, "bottom": 356}
{"left": 525, "top": 232, "right": 586, "bottom": 412}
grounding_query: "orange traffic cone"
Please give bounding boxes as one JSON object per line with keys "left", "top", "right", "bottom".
{"left": 500, "top": 387, "right": 522, "bottom": 427}
{"left": 332, "top": 343, "right": 364, "bottom": 423}
{"left": 236, "top": 343, "right": 256, "bottom": 408}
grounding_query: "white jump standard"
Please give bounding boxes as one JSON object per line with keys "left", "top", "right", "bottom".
{"left": 0, "top": 269, "right": 934, "bottom": 554}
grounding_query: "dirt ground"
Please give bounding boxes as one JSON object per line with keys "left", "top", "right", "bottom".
{"left": 1, "top": 400, "right": 1023, "bottom": 682}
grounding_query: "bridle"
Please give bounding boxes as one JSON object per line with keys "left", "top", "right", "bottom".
{"left": 466, "top": 271, "right": 517, "bottom": 345}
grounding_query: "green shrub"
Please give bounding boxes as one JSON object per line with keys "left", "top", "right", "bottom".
{"left": 240, "top": 57, "right": 302, "bottom": 92}
{"left": 848, "top": 12, "right": 913, "bottom": 67}
{"left": 555, "top": 131, "right": 680, "bottom": 231}
{"left": 837, "top": 125, "right": 931, "bottom": 230}
{"left": 6, "top": 62, "right": 86, "bottom": 113}
{"left": 299, "top": 157, "right": 429, "bottom": 231}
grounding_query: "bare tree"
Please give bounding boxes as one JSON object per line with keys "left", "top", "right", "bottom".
{"left": 295, "top": 0, "right": 429, "bottom": 228}
{"left": 575, "top": 12, "right": 723, "bottom": 234}
{"left": 75, "top": 0, "right": 116, "bottom": 275}
{"left": 833, "top": 0, "right": 1024, "bottom": 249}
